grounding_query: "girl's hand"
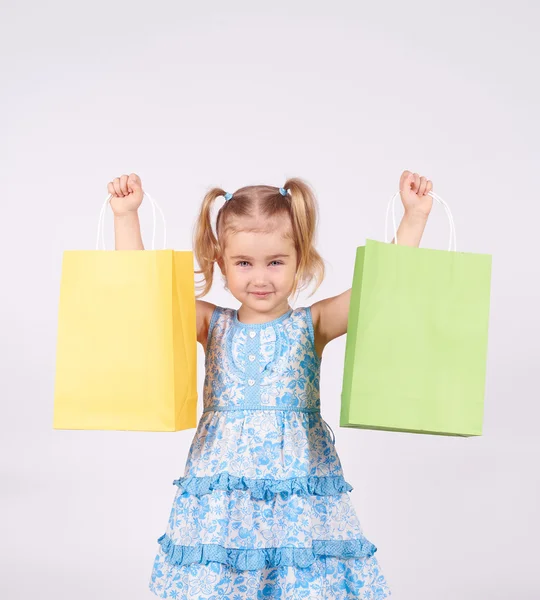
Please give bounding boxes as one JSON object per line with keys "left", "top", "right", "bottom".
{"left": 399, "top": 170, "right": 433, "bottom": 218}
{"left": 107, "top": 173, "right": 144, "bottom": 217}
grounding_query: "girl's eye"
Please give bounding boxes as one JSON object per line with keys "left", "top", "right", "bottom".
{"left": 235, "top": 261, "right": 283, "bottom": 267}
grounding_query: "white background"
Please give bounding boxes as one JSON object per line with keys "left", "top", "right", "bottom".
{"left": 1, "top": 1, "right": 539, "bottom": 598}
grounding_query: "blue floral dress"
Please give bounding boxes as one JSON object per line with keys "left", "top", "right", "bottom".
{"left": 149, "top": 306, "right": 391, "bottom": 599}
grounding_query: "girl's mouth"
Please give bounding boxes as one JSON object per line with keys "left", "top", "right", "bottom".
{"left": 251, "top": 292, "right": 271, "bottom": 297}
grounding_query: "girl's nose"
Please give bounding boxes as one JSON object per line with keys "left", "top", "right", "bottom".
{"left": 252, "top": 272, "right": 269, "bottom": 286}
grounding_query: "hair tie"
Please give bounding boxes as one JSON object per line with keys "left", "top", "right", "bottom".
{"left": 279, "top": 187, "right": 288, "bottom": 196}
{"left": 224, "top": 192, "right": 232, "bottom": 201}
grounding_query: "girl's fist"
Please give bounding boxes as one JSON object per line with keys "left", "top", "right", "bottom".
{"left": 399, "top": 171, "right": 433, "bottom": 218}
{"left": 107, "top": 173, "right": 143, "bottom": 216}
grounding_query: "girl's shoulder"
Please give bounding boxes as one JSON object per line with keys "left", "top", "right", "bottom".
{"left": 207, "top": 305, "right": 232, "bottom": 329}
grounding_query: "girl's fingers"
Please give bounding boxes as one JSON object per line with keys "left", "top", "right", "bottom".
{"left": 108, "top": 173, "right": 142, "bottom": 197}
{"left": 401, "top": 170, "right": 433, "bottom": 196}
{"left": 400, "top": 170, "right": 412, "bottom": 190}
{"left": 120, "top": 174, "right": 129, "bottom": 195}
{"left": 113, "top": 178, "right": 123, "bottom": 197}
{"left": 128, "top": 173, "right": 138, "bottom": 194}
{"left": 404, "top": 171, "right": 415, "bottom": 193}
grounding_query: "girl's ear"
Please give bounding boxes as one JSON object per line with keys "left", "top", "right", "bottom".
{"left": 217, "top": 257, "right": 225, "bottom": 275}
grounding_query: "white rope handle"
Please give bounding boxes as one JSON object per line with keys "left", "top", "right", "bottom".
{"left": 385, "top": 190, "right": 457, "bottom": 251}
{"left": 96, "top": 191, "right": 167, "bottom": 250}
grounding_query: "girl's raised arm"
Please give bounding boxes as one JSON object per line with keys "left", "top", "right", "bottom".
{"left": 109, "top": 173, "right": 144, "bottom": 251}
{"left": 109, "top": 173, "right": 216, "bottom": 349}
{"left": 310, "top": 289, "right": 352, "bottom": 359}
{"left": 310, "top": 171, "right": 432, "bottom": 359}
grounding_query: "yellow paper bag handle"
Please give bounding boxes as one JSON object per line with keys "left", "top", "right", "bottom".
{"left": 96, "top": 192, "right": 168, "bottom": 250}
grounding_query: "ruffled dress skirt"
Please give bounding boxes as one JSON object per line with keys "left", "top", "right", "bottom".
{"left": 149, "top": 409, "right": 392, "bottom": 599}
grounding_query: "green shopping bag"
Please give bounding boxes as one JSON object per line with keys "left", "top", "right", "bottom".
{"left": 340, "top": 192, "right": 492, "bottom": 436}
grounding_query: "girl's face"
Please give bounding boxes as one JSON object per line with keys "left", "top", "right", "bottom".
{"left": 219, "top": 217, "right": 298, "bottom": 316}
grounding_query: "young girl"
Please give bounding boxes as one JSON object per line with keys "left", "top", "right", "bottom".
{"left": 109, "top": 171, "right": 433, "bottom": 599}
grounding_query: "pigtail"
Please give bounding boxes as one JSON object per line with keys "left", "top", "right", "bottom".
{"left": 284, "top": 178, "right": 325, "bottom": 300}
{"left": 193, "top": 187, "right": 227, "bottom": 298}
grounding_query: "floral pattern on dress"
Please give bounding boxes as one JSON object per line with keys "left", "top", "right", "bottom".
{"left": 162, "top": 488, "right": 366, "bottom": 548}
{"left": 149, "top": 306, "right": 392, "bottom": 599}
{"left": 183, "top": 410, "right": 342, "bottom": 480}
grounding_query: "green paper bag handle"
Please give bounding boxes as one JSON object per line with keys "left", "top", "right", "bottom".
{"left": 385, "top": 190, "right": 457, "bottom": 251}
{"left": 96, "top": 191, "right": 167, "bottom": 250}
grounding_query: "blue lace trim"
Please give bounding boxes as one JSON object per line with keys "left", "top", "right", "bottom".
{"left": 157, "top": 534, "right": 377, "bottom": 570}
{"left": 172, "top": 473, "right": 353, "bottom": 499}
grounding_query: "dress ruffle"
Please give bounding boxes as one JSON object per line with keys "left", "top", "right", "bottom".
{"left": 172, "top": 472, "right": 353, "bottom": 499}
{"left": 157, "top": 533, "right": 377, "bottom": 571}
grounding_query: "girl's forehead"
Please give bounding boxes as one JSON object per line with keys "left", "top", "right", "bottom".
{"left": 224, "top": 229, "right": 295, "bottom": 258}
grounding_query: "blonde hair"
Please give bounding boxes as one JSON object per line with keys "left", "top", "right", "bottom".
{"left": 193, "top": 177, "right": 325, "bottom": 301}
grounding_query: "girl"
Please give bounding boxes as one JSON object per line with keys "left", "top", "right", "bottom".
{"left": 109, "top": 171, "right": 433, "bottom": 599}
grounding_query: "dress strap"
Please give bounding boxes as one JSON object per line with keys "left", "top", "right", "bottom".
{"left": 206, "top": 306, "right": 222, "bottom": 349}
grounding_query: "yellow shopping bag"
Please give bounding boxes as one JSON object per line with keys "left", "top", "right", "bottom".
{"left": 53, "top": 193, "right": 197, "bottom": 431}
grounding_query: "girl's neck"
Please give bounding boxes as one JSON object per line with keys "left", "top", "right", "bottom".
{"left": 236, "top": 302, "right": 292, "bottom": 326}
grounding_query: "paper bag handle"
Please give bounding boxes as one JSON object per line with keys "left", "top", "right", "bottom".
{"left": 385, "top": 190, "right": 457, "bottom": 251}
{"left": 96, "top": 191, "right": 167, "bottom": 250}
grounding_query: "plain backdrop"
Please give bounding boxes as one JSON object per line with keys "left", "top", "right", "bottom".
{"left": 1, "top": 1, "right": 539, "bottom": 599}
